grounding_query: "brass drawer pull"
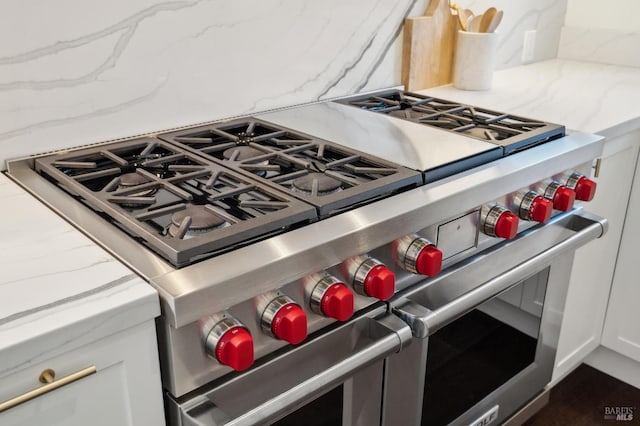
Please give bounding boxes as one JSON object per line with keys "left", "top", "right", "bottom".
{"left": 593, "top": 157, "right": 602, "bottom": 178}
{"left": 0, "top": 366, "right": 96, "bottom": 413}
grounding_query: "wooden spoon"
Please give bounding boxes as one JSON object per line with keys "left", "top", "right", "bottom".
{"left": 465, "top": 15, "right": 475, "bottom": 32}
{"left": 469, "top": 14, "right": 483, "bottom": 32}
{"left": 455, "top": 9, "right": 467, "bottom": 30}
{"left": 479, "top": 7, "right": 497, "bottom": 33}
{"left": 486, "top": 9, "right": 503, "bottom": 33}
{"left": 451, "top": 3, "right": 474, "bottom": 31}
{"left": 460, "top": 8, "right": 474, "bottom": 30}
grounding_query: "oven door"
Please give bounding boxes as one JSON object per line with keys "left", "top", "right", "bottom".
{"left": 166, "top": 309, "right": 411, "bottom": 426}
{"left": 384, "top": 210, "right": 607, "bottom": 426}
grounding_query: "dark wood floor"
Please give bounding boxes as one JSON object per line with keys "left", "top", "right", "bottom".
{"left": 524, "top": 364, "right": 640, "bottom": 425}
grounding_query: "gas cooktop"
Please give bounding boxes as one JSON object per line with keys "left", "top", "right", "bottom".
{"left": 18, "top": 89, "right": 568, "bottom": 269}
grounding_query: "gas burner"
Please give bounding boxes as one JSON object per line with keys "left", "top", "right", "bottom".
{"left": 168, "top": 205, "right": 227, "bottom": 239}
{"left": 119, "top": 172, "right": 149, "bottom": 187}
{"left": 161, "top": 118, "right": 422, "bottom": 217}
{"left": 117, "top": 173, "right": 157, "bottom": 203}
{"left": 35, "top": 137, "right": 319, "bottom": 266}
{"left": 388, "top": 109, "right": 426, "bottom": 120}
{"left": 222, "top": 146, "right": 266, "bottom": 161}
{"left": 222, "top": 146, "right": 270, "bottom": 177}
{"left": 291, "top": 173, "right": 343, "bottom": 196}
{"left": 340, "top": 90, "right": 566, "bottom": 154}
{"left": 463, "top": 127, "right": 500, "bottom": 141}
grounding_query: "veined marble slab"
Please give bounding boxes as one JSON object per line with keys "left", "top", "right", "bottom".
{"left": 0, "top": 0, "right": 565, "bottom": 169}
{"left": 455, "top": 0, "right": 567, "bottom": 68}
{"left": 421, "top": 59, "right": 640, "bottom": 138}
{"left": 559, "top": 27, "right": 640, "bottom": 69}
{"left": 0, "top": 173, "right": 159, "bottom": 376}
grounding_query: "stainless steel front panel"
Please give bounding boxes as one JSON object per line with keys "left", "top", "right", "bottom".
{"left": 167, "top": 309, "right": 412, "bottom": 426}
{"left": 158, "top": 279, "right": 378, "bottom": 397}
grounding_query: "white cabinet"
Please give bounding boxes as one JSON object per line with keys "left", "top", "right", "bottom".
{"left": 553, "top": 130, "right": 640, "bottom": 382}
{"left": 0, "top": 321, "right": 165, "bottom": 426}
{"left": 600, "top": 150, "right": 640, "bottom": 361}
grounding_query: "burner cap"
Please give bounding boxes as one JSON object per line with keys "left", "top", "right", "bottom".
{"left": 464, "top": 127, "right": 500, "bottom": 140}
{"left": 119, "top": 172, "right": 148, "bottom": 187}
{"left": 169, "top": 205, "right": 226, "bottom": 237}
{"left": 292, "top": 173, "right": 342, "bottom": 195}
{"left": 116, "top": 172, "right": 156, "bottom": 205}
{"left": 222, "top": 146, "right": 265, "bottom": 161}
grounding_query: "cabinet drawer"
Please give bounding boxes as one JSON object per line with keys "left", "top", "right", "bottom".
{"left": 0, "top": 321, "right": 164, "bottom": 426}
{"left": 0, "top": 364, "right": 131, "bottom": 426}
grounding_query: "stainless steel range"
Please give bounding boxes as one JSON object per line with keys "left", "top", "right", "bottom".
{"left": 6, "top": 89, "right": 607, "bottom": 426}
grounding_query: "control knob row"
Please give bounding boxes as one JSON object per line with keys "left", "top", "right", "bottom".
{"left": 483, "top": 172, "right": 597, "bottom": 240}
{"left": 201, "top": 243, "right": 445, "bottom": 371}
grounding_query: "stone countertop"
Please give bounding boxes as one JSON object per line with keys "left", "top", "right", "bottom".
{"left": 421, "top": 59, "right": 640, "bottom": 138}
{"left": 0, "top": 173, "right": 159, "bottom": 376}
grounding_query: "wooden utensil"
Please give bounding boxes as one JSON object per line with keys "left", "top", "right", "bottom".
{"left": 465, "top": 16, "right": 476, "bottom": 32}
{"left": 453, "top": 5, "right": 474, "bottom": 31}
{"left": 455, "top": 9, "right": 467, "bottom": 31}
{"left": 401, "top": 0, "right": 458, "bottom": 90}
{"left": 486, "top": 9, "right": 503, "bottom": 33}
{"left": 479, "top": 7, "right": 497, "bottom": 33}
{"left": 469, "top": 13, "right": 483, "bottom": 32}
{"left": 461, "top": 9, "right": 474, "bottom": 22}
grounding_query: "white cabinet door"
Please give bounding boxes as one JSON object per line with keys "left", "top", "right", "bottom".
{"left": 0, "top": 321, "right": 165, "bottom": 426}
{"left": 1, "top": 365, "right": 132, "bottom": 426}
{"left": 553, "top": 132, "right": 640, "bottom": 382}
{"left": 601, "top": 149, "right": 640, "bottom": 361}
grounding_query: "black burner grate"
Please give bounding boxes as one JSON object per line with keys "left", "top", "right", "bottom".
{"left": 35, "top": 138, "right": 317, "bottom": 266}
{"left": 340, "top": 90, "right": 565, "bottom": 154}
{"left": 161, "top": 118, "right": 422, "bottom": 217}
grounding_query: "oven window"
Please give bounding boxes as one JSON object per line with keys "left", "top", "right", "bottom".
{"left": 421, "top": 272, "right": 547, "bottom": 426}
{"left": 271, "top": 385, "right": 343, "bottom": 426}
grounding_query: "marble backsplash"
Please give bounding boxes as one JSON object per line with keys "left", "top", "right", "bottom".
{"left": 558, "top": 27, "right": 640, "bottom": 68}
{"left": 1, "top": 0, "right": 566, "bottom": 169}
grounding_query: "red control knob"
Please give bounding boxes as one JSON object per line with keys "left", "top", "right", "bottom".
{"left": 495, "top": 211, "right": 519, "bottom": 239}
{"left": 216, "top": 327, "right": 254, "bottom": 371}
{"left": 203, "top": 317, "right": 254, "bottom": 371}
{"left": 344, "top": 256, "right": 396, "bottom": 301}
{"left": 553, "top": 186, "right": 576, "bottom": 211}
{"left": 271, "top": 303, "right": 307, "bottom": 345}
{"left": 308, "top": 273, "right": 354, "bottom": 322}
{"left": 320, "top": 284, "right": 354, "bottom": 322}
{"left": 415, "top": 245, "right": 443, "bottom": 276}
{"left": 574, "top": 176, "right": 597, "bottom": 201}
{"left": 394, "top": 235, "right": 443, "bottom": 277}
{"left": 483, "top": 206, "right": 520, "bottom": 239}
{"left": 363, "top": 265, "right": 395, "bottom": 301}
{"left": 529, "top": 196, "right": 553, "bottom": 223}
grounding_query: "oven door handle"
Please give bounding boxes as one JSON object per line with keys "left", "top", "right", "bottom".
{"left": 179, "top": 314, "right": 412, "bottom": 426}
{"left": 393, "top": 211, "right": 607, "bottom": 338}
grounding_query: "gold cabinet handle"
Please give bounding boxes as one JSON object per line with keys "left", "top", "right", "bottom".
{"left": 593, "top": 157, "right": 602, "bottom": 178}
{"left": 0, "top": 366, "right": 96, "bottom": 413}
